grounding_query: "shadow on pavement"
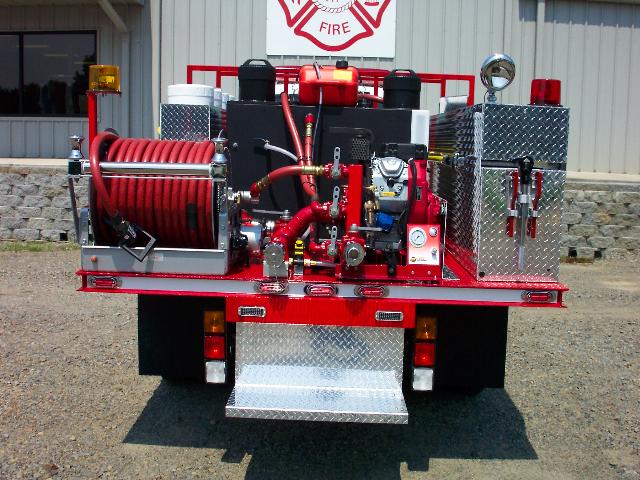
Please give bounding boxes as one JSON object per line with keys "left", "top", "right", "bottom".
{"left": 124, "top": 381, "right": 536, "bottom": 479}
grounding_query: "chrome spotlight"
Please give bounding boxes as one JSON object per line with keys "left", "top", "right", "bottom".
{"left": 480, "top": 53, "right": 516, "bottom": 103}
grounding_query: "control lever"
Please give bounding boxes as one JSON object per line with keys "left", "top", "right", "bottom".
{"left": 514, "top": 156, "right": 534, "bottom": 272}
{"left": 329, "top": 185, "right": 341, "bottom": 218}
{"left": 327, "top": 226, "right": 339, "bottom": 257}
{"left": 331, "top": 147, "right": 341, "bottom": 179}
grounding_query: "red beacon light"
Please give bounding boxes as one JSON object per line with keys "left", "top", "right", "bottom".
{"left": 530, "top": 79, "right": 562, "bottom": 106}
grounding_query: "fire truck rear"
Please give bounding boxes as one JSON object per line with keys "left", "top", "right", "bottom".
{"left": 68, "top": 55, "right": 568, "bottom": 424}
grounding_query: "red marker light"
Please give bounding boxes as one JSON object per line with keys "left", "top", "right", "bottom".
{"left": 523, "top": 291, "right": 553, "bottom": 303}
{"left": 256, "top": 281, "right": 288, "bottom": 295}
{"left": 355, "top": 285, "right": 388, "bottom": 298}
{"left": 414, "top": 342, "right": 436, "bottom": 367}
{"left": 204, "top": 336, "right": 225, "bottom": 360}
{"left": 304, "top": 284, "right": 337, "bottom": 297}
{"left": 88, "top": 276, "right": 120, "bottom": 289}
{"left": 530, "top": 79, "right": 561, "bottom": 106}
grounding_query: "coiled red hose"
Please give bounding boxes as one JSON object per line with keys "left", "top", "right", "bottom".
{"left": 90, "top": 133, "right": 216, "bottom": 248}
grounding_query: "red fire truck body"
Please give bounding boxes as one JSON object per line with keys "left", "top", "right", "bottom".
{"left": 71, "top": 59, "right": 568, "bottom": 424}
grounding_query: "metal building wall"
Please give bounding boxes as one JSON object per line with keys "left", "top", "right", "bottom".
{"left": 0, "top": 2, "right": 154, "bottom": 158}
{"left": 159, "top": 0, "right": 640, "bottom": 175}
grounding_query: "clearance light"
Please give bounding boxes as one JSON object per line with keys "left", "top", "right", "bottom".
{"left": 256, "top": 281, "right": 288, "bottom": 295}
{"left": 203, "top": 310, "right": 225, "bottom": 334}
{"left": 523, "top": 290, "right": 554, "bottom": 303}
{"left": 375, "top": 311, "right": 403, "bottom": 322}
{"left": 204, "top": 336, "right": 225, "bottom": 360}
{"left": 415, "top": 315, "right": 437, "bottom": 340}
{"left": 530, "top": 79, "right": 561, "bottom": 106}
{"left": 354, "top": 285, "right": 388, "bottom": 298}
{"left": 238, "top": 306, "right": 267, "bottom": 318}
{"left": 414, "top": 342, "right": 436, "bottom": 367}
{"left": 88, "top": 276, "right": 120, "bottom": 289}
{"left": 304, "top": 284, "right": 337, "bottom": 297}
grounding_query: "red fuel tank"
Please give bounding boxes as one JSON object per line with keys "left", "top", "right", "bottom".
{"left": 298, "top": 64, "right": 359, "bottom": 107}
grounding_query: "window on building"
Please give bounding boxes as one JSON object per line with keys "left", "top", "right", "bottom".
{"left": 0, "top": 31, "right": 96, "bottom": 116}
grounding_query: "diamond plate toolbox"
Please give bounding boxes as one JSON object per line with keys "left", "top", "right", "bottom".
{"left": 431, "top": 160, "right": 565, "bottom": 282}
{"left": 160, "top": 104, "right": 222, "bottom": 141}
{"left": 429, "top": 103, "right": 569, "bottom": 165}
{"left": 226, "top": 323, "right": 408, "bottom": 424}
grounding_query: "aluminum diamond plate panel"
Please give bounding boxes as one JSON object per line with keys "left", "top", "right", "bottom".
{"left": 225, "top": 323, "right": 407, "bottom": 424}
{"left": 430, "top": 159, "right": 480, "bottom": 278}
{"left": 481, "top": 104, "right": 569, "bottom": 164}
{"left": 430, "top": 103, "right": 569, "bottom": 165}
{"left": 430, "top": 161, "right": 565, "bottom": 281}
{"left": 477, "top": 168, "right": 565, "bottom": 281}
{"left": 160, "top": 104, "right": 221, "bottom": 141}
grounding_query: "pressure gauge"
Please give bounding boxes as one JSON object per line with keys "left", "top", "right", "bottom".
{"left": 409, "top": 227, "right": 427, "bottom": 247}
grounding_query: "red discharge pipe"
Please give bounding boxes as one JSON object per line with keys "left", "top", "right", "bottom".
{"left": 271, "top": 200, "right": 341, "bottom": 248}
{"left": 303, "top": 113, "right": 318, "bottom": 199}
{"left": 280, "top": 92, "right": 316, "bottom": 199}
{"left": 280, "top": 92, "right": 303, "bottom": 159}
{"left": 249, "top": 164, "right": 323, "bottom": 198}
{"left": 89, "top": 132, "right": 216, "bottom": 248}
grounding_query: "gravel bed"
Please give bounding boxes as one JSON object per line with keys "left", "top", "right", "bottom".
{"left": 0, "top": 250, "right": 638, "bottom": 479}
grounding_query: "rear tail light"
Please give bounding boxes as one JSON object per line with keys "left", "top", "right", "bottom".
{"left": 304, "top": 284, "right": 337, "bottom": 297}
{"left": 255, "top": 281, "right": 288, "bottom": 295}
{"left": 523, "top": 290, "right": 554, "bottom": 303}
{"left": 354, "top": 285, "right": 388, "bottom": 298}
{"left": 203, "top": 310, "right": 225, "bottom": 334}
{"left": 415, "top": 315, "right": 437, "bottom": 340}
{"left": 530, "top": 79, "right": 561, "bottom": 106}
{"left": 204, "top": 336, "right": 225, "bottom": 360}
{"left": 87, "top": 276, "right": 120, "bottom": 289}
{"left": 414, "top": 342, "right": 435, "bottom": 367}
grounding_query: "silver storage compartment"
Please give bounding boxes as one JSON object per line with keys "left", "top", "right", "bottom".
{"left": 429, "top": 103, "right": 569, "bottom": 282}
{"left": 431, "top": 161, "right": 565, "bottom": 282}
{"left": 430, "top": 103, "right": 569, "bottom": 167}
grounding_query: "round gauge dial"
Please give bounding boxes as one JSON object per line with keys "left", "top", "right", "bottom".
{"left": 409, "top": 227, "right": 427, "bottom": 247}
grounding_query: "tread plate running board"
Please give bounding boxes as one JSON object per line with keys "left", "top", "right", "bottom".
{"left": 226, "top": 365, "right": 408, "bottom": 424}
{"left": 225, "top": 323, "right": 408, "bottom": 424}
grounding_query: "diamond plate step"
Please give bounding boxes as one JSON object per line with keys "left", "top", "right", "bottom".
{"left": 225, "top": 323, "right": 408, "bottom": 424}
{"left": 226, "top": 365, "right": 408, "bottom": 424}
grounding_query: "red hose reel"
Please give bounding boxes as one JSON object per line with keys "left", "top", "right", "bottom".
{"left": 90, "top": 132, "right": 216, "bottom": 249}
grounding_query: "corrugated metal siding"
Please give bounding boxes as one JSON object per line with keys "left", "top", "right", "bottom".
{"left": 159, "top": 0, "right": 640, "bottom": 174}
{"left": 0, "top": 2, "right": 153, "bottom": 158}
{"left": 538, "top": 0, "right": 640, "bottom": 174}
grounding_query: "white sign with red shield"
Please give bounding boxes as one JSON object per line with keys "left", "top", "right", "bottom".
{"left": 266, "top": 0, "right": 396, "bottom": 57}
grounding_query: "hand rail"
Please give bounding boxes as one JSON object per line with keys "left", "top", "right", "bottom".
{"left": 186, "top": 64, "right": 475, "bottom": 105}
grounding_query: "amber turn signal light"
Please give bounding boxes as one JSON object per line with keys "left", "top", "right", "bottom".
{"left": 204, "top": 310, "right": 225, "bottom": 334}
{"left": 415, "top": 315, "right": 437, "bottom": 340}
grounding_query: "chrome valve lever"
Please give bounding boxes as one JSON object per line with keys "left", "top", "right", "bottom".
{"left": 331, "top": 147, "right": 341, "bottom": 179}
{"left": 329, "top": 185, "right": 341, "bottom": 219}
{"left": 327, "top": 226, "right": 339, "bottom": 258}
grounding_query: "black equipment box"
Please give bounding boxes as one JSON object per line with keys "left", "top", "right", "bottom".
{"left": 226, "top": 101, "right": 413, "bottom": 212}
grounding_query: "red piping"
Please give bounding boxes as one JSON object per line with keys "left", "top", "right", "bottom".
{"left": 281, "top": 92, "right": 316, "bottom": 199}
{"left": 249, "top": 164, "right": 322, "bottom": 198}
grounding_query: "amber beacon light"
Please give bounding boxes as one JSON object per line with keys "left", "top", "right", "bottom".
{"left": 89, "top": 65, "right": 121, "bottom": 93}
